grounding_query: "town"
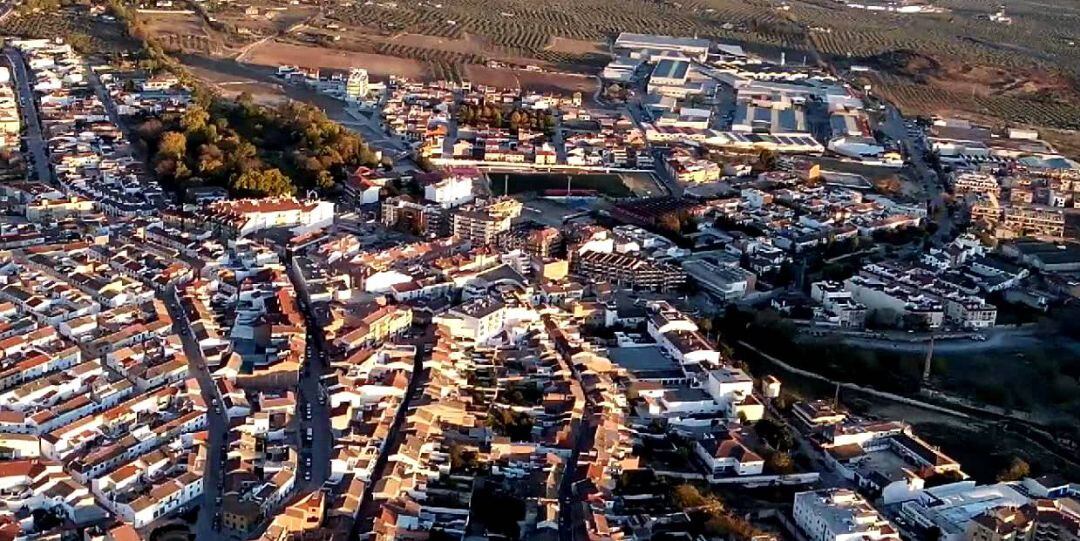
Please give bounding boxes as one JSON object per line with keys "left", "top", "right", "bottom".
{"left": 0, "top": 6, "right": 1078, "bottom": 541}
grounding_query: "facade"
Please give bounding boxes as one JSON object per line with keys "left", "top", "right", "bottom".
{"left": 573, "top": 250, "right": 686, "bottom": 292}
{"left": 346, "top": 68, "right": 370, "bottom": 101}
{"left": 793, "top": 489, "right": 900, "bottom": 541}
{"left": 424, "top": 175, "right": 474, "bottom": 208}
{"left": 207, "top": 198, "right": 335, "bottom": 238}
{"left": 451, "top": 198, "right": 523, "bottom": 246}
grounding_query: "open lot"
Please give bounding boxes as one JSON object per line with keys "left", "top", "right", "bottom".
{"left": 240, "top": 39, "right": 433, "bottom": 80}
{"left": 490, "top": 172, "right": 631, "bottom": 197}
{"left": 488, "top": 171, "right": 664, "bottom": 198}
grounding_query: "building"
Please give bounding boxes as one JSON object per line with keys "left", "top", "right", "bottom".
{"left": 844, "top": 275, "right": 945, "bottom": 329}
{"left": 896, "top": 481, "right": 1031, "bottom": 541}
{"left": 207, "top": 198, "right": 335, "bottom": 238}
{"left": 793, "top": 489, "right": 900, "bottom": 541}
{"left": 382, "top": 196, "right": 446, "bottom": 237}
{"left": 967, "top": 506, "right": 1035, "bottom": 541}
{"left": 682, "top": 259, "right": 755, "bottom": 300}
{"left": 435, "top": 296, "right": 506, "bottom": 344}
{"left": 1001, "top": 207, "right": 1065, "bottom": 239}
{"left": 614, "top": 32, "right": 711, "bottom": 61}
{"left": 346, "top": 68, "right": 370, "bottom": 101}
{"left": 451, "top": 198, "right": 523, "bottom": 246}
{"left": 424, "top": 175, "right": 474, "bottom": 209}
{"left": 693, "top": 434, "right": 764, "bottom": 477}
{"left": 573, "top": 250, "right": 686, "bottom": 292}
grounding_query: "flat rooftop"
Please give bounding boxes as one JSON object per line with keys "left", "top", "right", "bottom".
{"left": 609, "top": 345, "right": 683, "bottom": 380}
{"left": 652, "top": 58, "right": 690, "bottom": 81}
{"left": 615, "top": 32, "right": 711, "bottom": 51}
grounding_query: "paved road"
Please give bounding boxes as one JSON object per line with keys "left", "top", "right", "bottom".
{"left": 879, "top": 105, "right": 953, "bottom": 245}
{"left": 5, "top": 48, "right": 53, "bottom": 185}
{"left": 164, "top": 286, "right": 228, "bottom": 541}
{"left": 802, "top": 325, "right": 1045, "bottom": 353}
{"left": 558, "top": 355, "right": 596, "bottom": 541}
{"left": 624, "top": 99, "right": 682, "bottom": 197}
{"left": 296, "top": 308, "right": 333, "bottom": 492}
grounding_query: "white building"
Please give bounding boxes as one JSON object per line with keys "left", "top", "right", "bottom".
{"left": 435, "top": 297, "right": 506, "bottom": 344}
{"left": 208, "top": 198, "right": 335, "bottom": 237}
{"left": 793, "top": 489, "right": 900, "bottom": 541}
{"left": 614, "top": 32, "right": 711, "bottom": 61}
{"left": 892, "top": 481, "right": 1030, "bottom": 541}
{"left": 424, "top": 175, "right": 474, "bottom": 209}
{"left": 346, "top": 68, "right": 370, "bottom": 101}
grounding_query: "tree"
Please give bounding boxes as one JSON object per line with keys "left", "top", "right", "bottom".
{"left": 136, "top": 118, "right": 165, "bottom": 143}
{"left": 765, "top": 450, "right": 796, "bottom": 474}
{"left": 671, "top": 484, "right": 707, "bottom": 509}
{"left": 316, "top": 169, "right": 334, "bottom": 190}
{"left": 67, "top": 33, "right": 93, "bottom": 54}
{"left": 997, "top": 457, "right": 1030, "bottom": 481}
{"left": 754, "top": 418, "right": 794, "bottom": 451}
{"left": 756, "top": 148, "right": 778, "bottom": 171}
{"left": 158, "top": 131, "right": 187, "bottom": 160}
{"left": 449, "top": 443, "right": 480, "bottom": 472}
{"left": 197, "top": 144, "right": 226, "bottom": 177}
{"left": 231, "top": 168, "right": 295, "bottom": 197}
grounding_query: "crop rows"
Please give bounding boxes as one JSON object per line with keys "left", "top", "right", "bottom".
{"left": 872, "top": 76, "right": 1080, "bottom": 130}
{"left": 156, "top": 33, "right": 218, "bottom": 54}
{"left": 374, "top": 43, "right": 486, "bottom": 66}
{"left": 328, "top": 0, "right": 812, "bottom": 57}
{"left": 0, "top": 8, "right": 137, "bottom": 54}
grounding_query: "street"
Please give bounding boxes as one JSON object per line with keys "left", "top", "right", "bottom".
{"left": 558, "top": 355, "right": 598, "bottom": 541}
{"left": 163, "top": 286, "right": 228, "bottom": 540}
{"left": 878, "top": 105, "right": 954, "bottom": 246}
{"left": 4, "top": 47, "right": 53, "bottom": 185}
{"left": 295, "top": 312, "right": 333, "bottom": 492}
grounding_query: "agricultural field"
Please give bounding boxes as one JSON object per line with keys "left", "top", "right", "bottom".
{"left": 0, "top": 6, "right": 139, "bottom": 54}
{"left": 139, "top": 11, "right": 224, "bottom": 54}
{"left": 11, "top": 0, "right": 1078, "bottom": 139}
{"left": 787, "top": 0, "right": 1080, "bottom": 129}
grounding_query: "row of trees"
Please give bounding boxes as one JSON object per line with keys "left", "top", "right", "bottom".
{"left": 457, "top": 102, "right": 555, "bottom": 133}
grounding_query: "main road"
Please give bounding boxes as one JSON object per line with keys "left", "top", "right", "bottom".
{"left": 163, "top": 285, "right": 228, "bottom": 541}
{"left": 879, "top": 105, "right": 954, "bottom": 245}
{"left": 4, "top": 47, "right": 53, "bottom": 185}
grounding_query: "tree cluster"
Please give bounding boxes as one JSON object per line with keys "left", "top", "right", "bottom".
{"left": 670, "top": 484, "right": 767, "bottom": 540}
{"left": 140, "top": 96, "right": 379, "bottom": 198}
{"left": 457, "top": 102, "right": 555, "bottom": 133}
{"left": 996, "top": 457, "right": 1031, "bottom": 482}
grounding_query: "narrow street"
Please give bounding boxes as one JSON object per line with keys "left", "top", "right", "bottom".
{"left": 559, "top": 356, "right": 597, "bottom": 541}
{"left": 163, "top": 286, "right": 228, "bottom": 541}
{"left": 4, "top": 47, "right": 53, "bottom": 185}
{"left": 296, "top": 308, "right": 333, "bottom": 491}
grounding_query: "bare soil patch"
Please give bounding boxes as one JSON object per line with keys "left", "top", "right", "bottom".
{"left": 545, "top": 36, "right": 606, "bottom": 56}
{"left": 515, "top": 70, "right": 597, "bottom": 94}
{"left": 241, "top": 39, "right": 432, "bottom": 80}
{"left": 463, "top": 64, "right": 519, "bottom": 88}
